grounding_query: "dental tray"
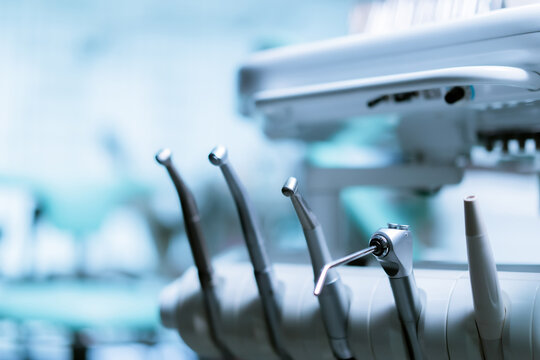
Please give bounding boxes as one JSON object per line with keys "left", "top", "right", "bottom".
{"left": 237, "top": 5, "right": 540, "bottom": 136}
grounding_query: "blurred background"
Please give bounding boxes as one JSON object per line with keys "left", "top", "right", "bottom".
{"left": 0, "top": 0, "right": 539, "bottom": 359}
{"left": 0, "top": 1, "right": 356, "bottom": 359}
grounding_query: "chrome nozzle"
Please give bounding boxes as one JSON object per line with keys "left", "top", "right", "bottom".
{"left": 208, "top": 145, "right": 228, "bottom": 166}
{"left": 281, "top": 177, "right": 298, "bottom": 197}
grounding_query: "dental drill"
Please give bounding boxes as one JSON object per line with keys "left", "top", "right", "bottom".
{"left": 315, "top": 224, "right": 424, "bottom": 360}
{"left": 282, "top": 177, "right": 354, "bottom": 360}
{"left": 155, "top": 149, "right": 236, "bottom": 360}
{"left": 209, "top": 146, "right": 292, "bottom": 360}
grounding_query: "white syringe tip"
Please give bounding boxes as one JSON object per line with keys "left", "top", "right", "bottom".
{"left": 464, "top": 195, "right": 484, "bottom": 237}
{"left": 463, "top": 194, "right": 505, "bottom": 344}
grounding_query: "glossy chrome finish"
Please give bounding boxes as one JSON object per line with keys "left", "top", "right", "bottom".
{"left": 315, "top": 225, "right": 424, "bottom": 360}
{"left": 370, "top": 226, "right": 423, "bottom": 360}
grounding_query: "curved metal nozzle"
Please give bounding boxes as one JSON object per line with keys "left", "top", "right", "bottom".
{"left": 314, "top": 245, "right": 378, "bottom": 296}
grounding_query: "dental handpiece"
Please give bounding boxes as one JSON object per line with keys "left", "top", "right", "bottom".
{"left": 370, "top": 225, "right": 423, "bottom": 360}
{"left": 155, "top": 149, "right": 235, "bottom": 360}
{"left": 464, "top": 196, "right": 505, "bottom": 360}
{"left": 315, "top": 224, "right": 424, "bottom": 360}
{"left": 282, "top": 177, "right": 354, "bottom": 360}
{"left": 209, "top": 146, "right": 292, "bottom": 360}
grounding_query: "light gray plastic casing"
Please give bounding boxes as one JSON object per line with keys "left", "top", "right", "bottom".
{"left": 160, "top": 263, "right": 540, "bottom": 359}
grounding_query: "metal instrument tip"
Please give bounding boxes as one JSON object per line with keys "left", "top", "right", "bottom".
{"left": 313, "top": 265, "right": 330, "bottom": 296}
{"left": 208, "top": 145, "right": 228, "bottom": 166}
{"left": 155, "top": 148, "right": 172, "bottom": 166}
{"left": 281, "top": 177, "right": 298, "bottom": 197}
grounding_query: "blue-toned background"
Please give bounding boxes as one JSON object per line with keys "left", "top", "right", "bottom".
{"left": 0, "top": 1, "right": 355, "bottom": 359}
{"left": 1, "top": 0, "right": 539, "bottom": 359}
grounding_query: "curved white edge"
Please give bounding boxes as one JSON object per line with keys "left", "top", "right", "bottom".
{"left": 253, "top": 66, "right": 540, "bottom": 106}
{"left": 243, "top": 5, "right": 540, "bottom": 69}
{"left": 165, "top": 264, "right": 540, "bottom": 359}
